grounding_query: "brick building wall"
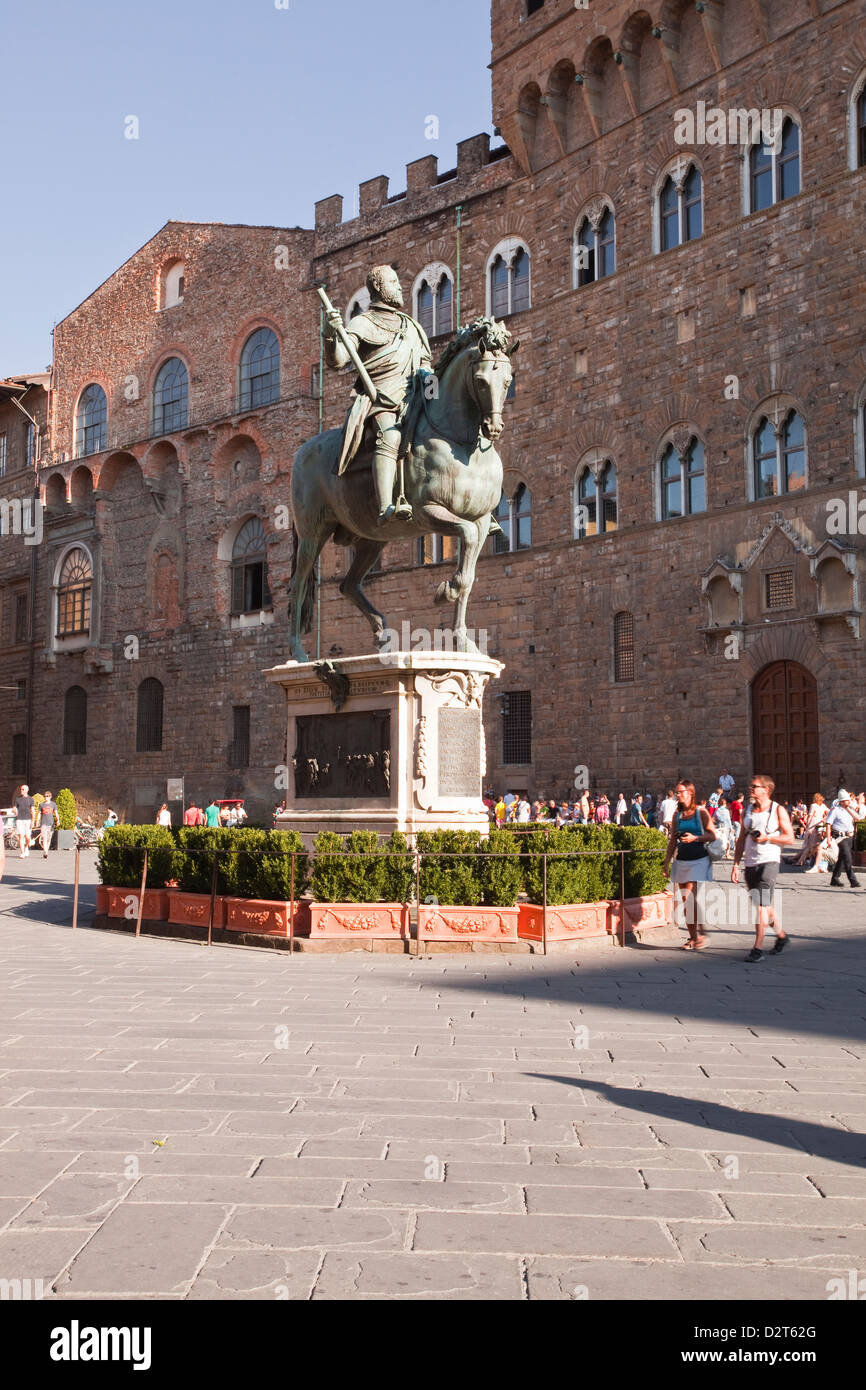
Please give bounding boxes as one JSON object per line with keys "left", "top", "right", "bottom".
{"left": 0, "top": 377, "right": 48, "bottom": 795}
{"left": 12, "top": 0, "right": 866, "bottom": 815}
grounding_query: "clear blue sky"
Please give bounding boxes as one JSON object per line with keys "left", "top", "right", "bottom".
{"left": 0, "top": 0, "right": 493, "bottom": 378}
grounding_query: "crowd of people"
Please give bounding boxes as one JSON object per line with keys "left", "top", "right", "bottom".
{"left": 485, "top": 773, "right": 864, "bottom": 962}
{"left": 157, "top": 800, "right": 249, "bottom": 828}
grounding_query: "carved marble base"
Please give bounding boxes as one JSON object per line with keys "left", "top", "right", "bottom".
{"left": 263, "top": 651, "right": 503, "bottom": 846}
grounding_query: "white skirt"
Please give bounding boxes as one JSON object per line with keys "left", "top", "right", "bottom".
{"left": 670, "top": 855, "right": 713, "bottom": 884}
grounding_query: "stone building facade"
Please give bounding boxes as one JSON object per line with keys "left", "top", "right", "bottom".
{"left": 16, "top": 0, "right": 866, "bottom": 815}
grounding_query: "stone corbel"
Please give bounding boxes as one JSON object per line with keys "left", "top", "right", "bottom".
{"left": 615, "top": 52, "right": 639, "bottom": 120}
{"left": 542, "top": 90, "right": 567, "bottom": 159}
{"left": 576, "top": 77, "right": 602, "bottom": 142}
{"left": 83, "top": 647, "right": 113, "bottom": 675}
{"left": 496, "top": 110, "right": 533, "bottom": 177}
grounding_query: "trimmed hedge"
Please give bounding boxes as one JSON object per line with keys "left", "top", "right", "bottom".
{"left": 856, "top": 820, "right": 866, "bottom": 853}
{"left": 97, "top": 823, "right": 668, "bottom": 908}
{"left": 98, "top": 825, "right": 308, "bottom": 899}
{"left": 310, "top": 830, "right": 413, "bottom": 904}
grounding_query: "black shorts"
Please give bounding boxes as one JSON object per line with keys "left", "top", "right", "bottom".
{"left": 744, "top": 862, "right": 779, "bottom": 908}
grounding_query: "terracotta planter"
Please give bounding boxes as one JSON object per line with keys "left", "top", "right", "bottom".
{"left": 609, "top": 891, "right": 674, "bottom": 938}
{"left": 518, "top": 900, "right": 611, "bottom": 942}
{"left": 308, "top": 902, "right": 409, "bottom": 940}
{"left": 96, "top": 885, "right": 109, "bottom": 914}
{"left": 853, "top": 851, "right": 866, "bottom": 868}
{"left": 167, "top": 891, "right": 226, "bottom": 929}
{"left": 224, "top": 897, "right": 292, "bottom": 935}
{"left": 418, "top": 904, "right": 519, "bottom": 942}
{"left": 106, "top": 886, "right": 169, "bottom": 921}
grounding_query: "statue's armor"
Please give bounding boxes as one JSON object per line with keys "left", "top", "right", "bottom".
{"left": 327, "top": 302, "right": 432, "bottom": 500}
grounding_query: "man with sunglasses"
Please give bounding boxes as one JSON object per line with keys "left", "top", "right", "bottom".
{"left": 732, "top": 775, "right": 795, "bottom": 962}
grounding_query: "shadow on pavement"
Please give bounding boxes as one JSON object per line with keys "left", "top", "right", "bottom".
{"left": 527, "top": 1073, "right": 866, "bottom": 1170}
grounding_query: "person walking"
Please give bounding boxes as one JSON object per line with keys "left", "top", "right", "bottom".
{"left": 37, "top": 792, "right": 59, "bottom": 858}
{"left": 494, "top": 795, "right": 507, "bottom": 828}
{"left": 183, "top": 801, "right": 200, "bottom": 827}
{"left": 628, "top": 794, "right": 649, "bottom": 828}
{"left": 614, "top": 792, "right": 627, "bottom": 826}
{"left": 732, "top": 775, "right": 795, "bottom": 962}
{"left": 659, "top": 788, "right": 677, "bottom": 832}
{"left": 13, "top": 784, "right": 35, "bottom": 858}
{"left": 714, "top": 796, "right": 734, "bottom": 858}
{"left": 104, "top": 808, "right": 118, "bottom": 828}
{"left": 664, "top": 780, "right": 714, "bottom": 950}
{"left": 156, "top": 803, "right": 172, "bottom": 827}
{"left": 826, "top": 791, "right": 861, "bottom": 890}
{"left": 796, "top": 792, "right": 827, "bottom": 867}
{"left": 719, "top": 769, "right": 735, "bottom": 797}
{"left": 596, "top": 793, "right": 610, "bottom": 824}
{"left": 204, "top": 799, "right": 221, "bottom": 828}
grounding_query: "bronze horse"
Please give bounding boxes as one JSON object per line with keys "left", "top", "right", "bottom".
{"left": 287, "top": 317, "right": 518, "bottom": 661}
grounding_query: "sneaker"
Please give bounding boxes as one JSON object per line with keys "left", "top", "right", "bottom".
{"left": 850, "top": 880, "right": 862, "bottom": 889}
{"left": 772, "top": 935, "right": 789, "bottom": 955}
{"left": 744, "top": 948, "right": 763, "bottom": 963}
{"left": 829, "top": 879, "right": 844, "bottom": 887}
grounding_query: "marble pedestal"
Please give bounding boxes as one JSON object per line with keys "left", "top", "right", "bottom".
{"left": 263, "top": 651, "right": 503, "bottom": 845}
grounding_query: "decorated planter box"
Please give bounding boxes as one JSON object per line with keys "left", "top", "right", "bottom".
{"left": 308, "top": 903, "right": 409, "bottom": 940}
{"left": 106, "top": 886, "right": 169, "bottom": 921}
{"left": 518, "top": 900, "right": 611, "bottom": 942}
{"left": 95, "top": 885, "right": 109, "bottom": 914}
{"left": 224, "top": 897, "right": 293, "bottom": 935}
{"left": 609, "top": 891, "right": 674, "bottom": 938}
{"left": 167, "top": 891, "right": 226, "bottom": 929}
{"left": 853, "top": 852, "right": 866, "bottom": 868}
{"left": 418, "top": 904, "right": 519, "bottom": 943}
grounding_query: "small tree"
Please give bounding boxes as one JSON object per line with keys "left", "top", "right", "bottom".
{"left": 56, "top": 789, "right": 76, "bottom": 831}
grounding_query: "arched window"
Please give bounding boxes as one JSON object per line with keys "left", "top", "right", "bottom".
{"left": 136, "top": 678, "right": 163, "bottom": 753}
{"left": 153, "top": 358, "right": 188, "bottom": 434}
{"left": 753, "top": 411, "right": 806, "bottom": 499}
{"left": 63, "top": 686, "right": 87, "bottom": 756}
{"left": 239, "top": 328, "right": 280, "bottom": 409}
{"left": 414, "top": 269, "right": 453, "bottom": 340}
{"left": 487, "top": 240, "right": 531, "bottom": 317}
{"left": 575, "top": 208, "right": 615, "bottom": 286}
{"left": 575, "top": 461, "right": 617, "bottom": 538}
{"left": 161, "top": 261, "right": 184, "bottom": 309}
{"left": 660, "top": 439, "right": 706, "bottom": 520}
{"left": 614, "top": 611, "right": 635, "bottom": 683}
{"left": 74, "top": 385, "right": 107, "bottom": 458}
{"left": 346, "top": 287, "right": 370, "bottom": 322}
{"left": 748, "top": 117, "right": 800, "bottom": 213}
{"left": 493, "top": 485, "right": 531, "bottom": 553}
{"left": 231, "top": 516, "right": 271, "bottom": 614}
{"left": 56, "top": 548, "right": 92, "bottom": 637}
{"left": 658, "top": 166, "right": 703, "bottom": 252}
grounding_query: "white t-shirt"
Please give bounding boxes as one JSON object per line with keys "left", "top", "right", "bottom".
{"left": 742, "top": 802, "right": 781, "bottom": 867}
{"left": 157, "top": 809, "right": 171, "bottom": 827}
{"left": 660, "top": 797, "right": 677, "bottom": 826}
{"left": 516, "top": 800, "right": 530, "bottom": 823}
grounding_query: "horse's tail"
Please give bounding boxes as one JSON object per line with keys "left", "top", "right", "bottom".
{"left": 289, "top": 531, "right": 316, "bottom": 636}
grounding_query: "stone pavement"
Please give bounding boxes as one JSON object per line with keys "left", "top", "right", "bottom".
{"left": 0, "top": 850, "right": 864, "bottom": 1300}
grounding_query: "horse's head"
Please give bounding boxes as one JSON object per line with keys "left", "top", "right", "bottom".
{"left": 471, "top": 335, "right": 520, "bottom": 441}
{"left": 434, "top": 316, "right": 520, "bottom": 444}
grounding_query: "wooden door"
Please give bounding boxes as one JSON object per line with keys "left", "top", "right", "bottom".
{"left": 751, "top": 661, "right": 820, "bottom": 802}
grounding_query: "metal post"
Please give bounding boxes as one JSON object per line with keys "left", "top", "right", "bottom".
{"left": 71, "top": 846, "right": 80, "bottom": 930}
{"left": 620, "top": 849, "right": 626, "bottom": 949}
{"left": 542, "top": 851, "right": 548, "bottom": 957}
{"left": 414, "top": 848, "right": 422, "bottom": 957}
{"left": 207, "top": 852, "right": 218, "bottom": 948}
{"left": 135, "top": 849, "right": 148, "bottom": 939}
{"left": 289, "top": 853, "right": 295, "bottom": 955}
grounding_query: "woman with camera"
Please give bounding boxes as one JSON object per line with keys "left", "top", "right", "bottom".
{"left": 664, "top": 780, "right": 715, "bottom": 950}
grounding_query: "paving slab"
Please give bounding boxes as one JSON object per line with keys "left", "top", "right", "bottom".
{"left": 2, "top": 855, "right": 865, "bottom": 1298}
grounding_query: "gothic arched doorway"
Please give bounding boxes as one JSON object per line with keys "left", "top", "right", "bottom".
{"left": 751, "top": 661, "right": 819, "bottom": 802}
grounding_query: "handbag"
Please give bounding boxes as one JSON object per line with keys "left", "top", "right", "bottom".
{"left": 707, "top": 837, "right": 727, "bottom": 861}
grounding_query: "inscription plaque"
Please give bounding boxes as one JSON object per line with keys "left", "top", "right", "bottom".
{"left": 437, "top": 708, "right": 481, "bottom": 798}
{"left": 295, "top": 710, "right": 391, "bottom": 800}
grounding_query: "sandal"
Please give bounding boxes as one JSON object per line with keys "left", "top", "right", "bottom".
{"left": 693, "top": 935, "right": 709, "bottom": 949}
{"left": 682, "top": 939, "right": 697, "bottom": 950}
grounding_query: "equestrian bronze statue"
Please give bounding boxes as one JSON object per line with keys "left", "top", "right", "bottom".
{"left": 288, "top": 264, "right": 519, "bottom": 661}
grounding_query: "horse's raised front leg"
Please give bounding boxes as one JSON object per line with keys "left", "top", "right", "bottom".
{"left": 416, "top": 505, "right": 488, "bottom": 654}
{"left": 339, "top": 537, "right": 389, "bottom": 650}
